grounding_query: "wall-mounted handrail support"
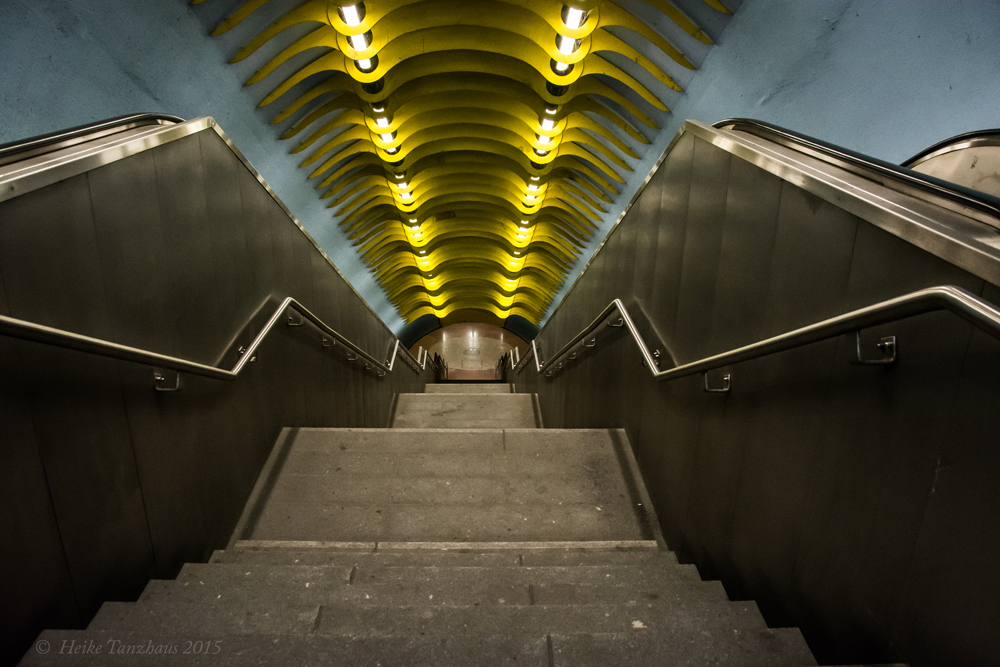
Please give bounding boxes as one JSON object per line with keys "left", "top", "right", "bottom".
{"left": 703, "top": 372, "right": 731, "bottom": 393}
{"left": 515, "top": 286, "right": 1000, "bottom": 386}
{"left": 0, "top": 296, "right": 421, "bottom": 390}
{"left": 852, "top": 332, "right": 897, "bottom": 365}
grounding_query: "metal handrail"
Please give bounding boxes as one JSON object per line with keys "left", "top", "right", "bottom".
{"left": 713, "top": 118, "right": 1000, "bottom": 223}
{"left": 0, "top": 113, "right": 185, "bottom": 167}
{"left": 0, "top": 297, "right": 420, "bottom": 389}
{"left": 903, "top": 128, "right": 1000, "bottom": 168}
{"left": 515, "top": 286, "right": 1000, "bottom": 385}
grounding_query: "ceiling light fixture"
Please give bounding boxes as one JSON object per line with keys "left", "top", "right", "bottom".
{"left": 562, "top": 6, "right": 588, "bottom": 29}
{"left": 551, "top": 59, "right": 572, "bottom": 74}
{"left": 355, "top": 56, "right": 378, "bottom": 73}
{"left": 556, "top": 34, "right": 581, "bottom": 55}
{"left": 349, "top": 30, "right": 372, "bottom": 51}
{"left": 338, "top": 3, "right": 365, "bottom": 26}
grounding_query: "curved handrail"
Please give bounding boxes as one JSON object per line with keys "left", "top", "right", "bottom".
{"left": 0, "top": 297, "right": 420, "bottom": 388}
{"left": 713, "top": 118, "right": 1000, "bottom": 223}
{"left": 515, "top": 286, "right": 1000, "bottom": 383}
{"left": 903, "top": 128, "right": 1000, "bottom": 169}
{"left": 0, "top": 113, "right": 186, "bottom": 167}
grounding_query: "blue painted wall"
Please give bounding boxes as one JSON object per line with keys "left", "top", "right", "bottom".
{"left": 0, "top": 0, "right": 406, "bottom": 332}
{"left": 544, "top": 0, "right": 1000, "bottom": 326}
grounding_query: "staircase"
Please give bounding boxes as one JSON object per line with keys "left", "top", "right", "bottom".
{"left": 22, "top": 383, "right": 829, "bottom": 666}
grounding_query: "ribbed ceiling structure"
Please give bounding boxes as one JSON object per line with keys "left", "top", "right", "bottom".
{"left": 202, "top": 0, "right": 729, "bottom": 324}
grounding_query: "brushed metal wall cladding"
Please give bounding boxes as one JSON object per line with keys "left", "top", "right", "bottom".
{"left": 0, "top": 129, "right": 432, "bottom": 663}
{"left": 517, "top": 132, "right": 1000, "bottom": 666}
{"left": 199, "top": 0, "right": 734, "bottom": 325}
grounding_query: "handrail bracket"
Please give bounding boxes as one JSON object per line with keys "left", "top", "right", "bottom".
{"left": 703, "top": 372, "right": 731, "bottom": 393}
{"left": 853, "top": 332, "right": 897, "bottom": 365}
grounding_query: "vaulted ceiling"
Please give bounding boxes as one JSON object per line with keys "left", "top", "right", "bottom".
{"left": 200, "top": 0, "right": 730, "bottom": 324}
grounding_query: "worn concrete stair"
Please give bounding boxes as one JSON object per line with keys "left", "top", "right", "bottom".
{"left": 20, "top": 382, "right": 869, "bottom": 665}
{"left": 391, "top": 383, "right": 539, "bottom": 428}
{"left": 424, "top": 383, "right": 514, "bottom": 394}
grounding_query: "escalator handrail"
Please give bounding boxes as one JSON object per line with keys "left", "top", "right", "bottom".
{"left": 713, "top": 118, "right": 1000, "bottom": 223}
{"left": 0, "top": 296, "right": 421, "bottom": 386}
{"left": 902, "top": 128, "right": 1000, "bottom": 168}
{"left": 515, "top": 286, "right": 1000, "bottom": 382}
{"left": 0, "top": 113, "right": 185, "bottom": 166}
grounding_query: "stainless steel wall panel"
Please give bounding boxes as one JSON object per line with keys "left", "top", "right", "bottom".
{"left": 890, "top": 281, "right": 1000, "bottom": 666}
{"left": 17, "top": 347, "right": 157, "bottom": 618}
{"left": 644, "top": 132, "right": 695, "bottom": 345}
{"left": 0, "top": 173, "right": 158, "bottom": 618}
{"left": 692, "top": 159, "right": 789, "bottom": 606}
{"left": 630, "top": 157, "right": 666, "bottom": 310}
{"left": 0, "top": 175, "right": 113, "bottom": 337}
{"left": 115, "top": 364, "right": 213, "bottom": 577}
{"left": 706, "top": 156, "right": 782, "bottom": 351}
{"left": 683, "top": 183, "right": 858, "bottom": 581}
{"left": 237, "top": 163, "right": 279, "bottom": 300}
{"left": 197, "top": 131, "right": 257, "bottom": 330}
{"left": 635, "top": 375, "right": 703, "bottom": 549}
{"left": 670, "top": 138, "right": 731, "bottom": 359}
{"left": 88, "top": 151, "right": 180, "bottom": 356}
{"left": 722, "top": 349, "right": 832, "bottom": 618}
{"left": 150, "top": 134, "right": 226, "bottom": 364}
{"left": 757, "top": 188, "right": 859, "bottom": 337}
{"left": 787, "top": 223, "right": 983, "bottom": 662}
{"left": 0, "top": 281, "right": 80, "bottom": 662}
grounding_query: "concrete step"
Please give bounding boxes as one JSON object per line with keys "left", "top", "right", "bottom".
{"left": 549, "top": 630, "right": 817, "bottom": 667}
{"left": 392, "top": 393, "right": 538, "bottom": 429}
{"left": 248, "top": 502, "right": 653, "bottom": 542}
{"left": 425, "top": 383, "right": 513, "bottom": 394}
{"left": 87, "top": 597, "right": 767, "bottom": 639}
{"left": 22, "top": 630, "right": 549, "bottom": 666}
{"left": 174, "top": 563, "right": 706, "bottom": 590}
{"left": 246, "top": 428, "right": 658, "bottom": 544}
{"left": 208, "top": 544, "right": 670, "bottom": 567}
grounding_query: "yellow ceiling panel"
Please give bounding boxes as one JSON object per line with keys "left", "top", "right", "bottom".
{"left": 203, "top": 0, "right": 727, "bottom": 324}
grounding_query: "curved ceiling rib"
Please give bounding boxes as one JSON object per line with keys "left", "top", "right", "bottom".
{"left": 202, "top": 0, "right": 728, "bottom": 324}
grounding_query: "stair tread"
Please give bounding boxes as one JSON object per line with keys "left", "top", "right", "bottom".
{"left": 425, "top": 383, "right": 513, "bottom": 394}
{"left": 88, "top": 599, "right": 768, "bottom": 637}
{"left": 23, "top": 630, "right": 549, "bottom": 666}
{"left": 209, "top": 545, "right": 671, "bottom": 567}
{"left": 249, "top": 500, "right": 652, "bottom": 543}
{"left": 178, "top": 562, "right": 702, "bottom": 583}
{"left": 392, "top": 394, "right": 537, "bottom": 429}
{"left": 549, "top": 630, "right": 818, "bottom": 667}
